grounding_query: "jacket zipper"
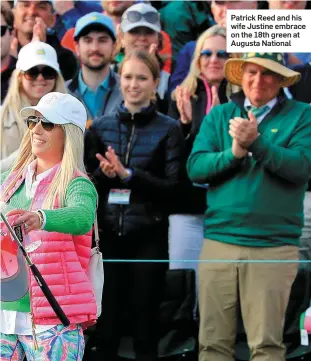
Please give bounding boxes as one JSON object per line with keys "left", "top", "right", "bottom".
{"left": 118, "top": 117, "right": 135, "bottom": 236}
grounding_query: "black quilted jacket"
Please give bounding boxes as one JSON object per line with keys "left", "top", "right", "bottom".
{"left": 84, "top": 103, "right": 185, "bottom": 235}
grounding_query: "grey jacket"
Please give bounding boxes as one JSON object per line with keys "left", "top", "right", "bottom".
{"left": 66, "top": 69, "right": 123, "bottom": 127}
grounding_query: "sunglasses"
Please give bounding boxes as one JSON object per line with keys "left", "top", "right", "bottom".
{"left": 200, "top": 49, "right": 229, "bottom": 59}
{"left": 23, "top": 66, "right": 58, "bottom": 81}
{"left": 27, "top": 116, "right": 58, "bottom": 132}
{"left": 1, "top": 25, "right": 11, "bottom": 37}
{"left": 125, "top": 11, "right": 160, "bottom": 24}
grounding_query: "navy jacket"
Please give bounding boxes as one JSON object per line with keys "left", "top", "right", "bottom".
{"left": 289, "top": 63, "right": 311, "bottom": 104}
{"left": 84, "top": 104, "right": 185, "bottom": 235}
{"left": 169, "top": 41, "right": 196, "bottom": 95}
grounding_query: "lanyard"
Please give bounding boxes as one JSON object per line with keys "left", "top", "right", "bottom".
{"left": 118, "top": 117, "right": 136, "bottom": 168}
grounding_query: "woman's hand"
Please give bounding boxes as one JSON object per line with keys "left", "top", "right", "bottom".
{"left": 96, "top": 153, "right": 117, "bottom": 178}
{"left": 175, "top": 86, "right": 192, "bottom": 124}
{"left": 211, "top": 86, "right": 220, "bottom": 108}
{"left": 6, "top": 209, "right": 42, "bottom": 234}
{"left": 104, "top": 147, "right": 130, "bottom": 180}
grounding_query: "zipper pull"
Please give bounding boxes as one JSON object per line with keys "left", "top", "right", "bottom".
{"left": 131, "top": 113, "right": 134, "bottom": 120}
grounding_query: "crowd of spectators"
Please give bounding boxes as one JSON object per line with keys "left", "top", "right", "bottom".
{"left": 1, "top": 1, "right": 311, "bottom": 361}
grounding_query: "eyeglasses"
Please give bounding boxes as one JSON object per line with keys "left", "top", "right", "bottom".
{"left": 125, "top": 11, "right": 160, "bottom": 24}
{"left": 23, "top": 66, "right": 58, "bottom": 81}
{"left": 1, "top": 25, "right": 10, "bottom": 37}
{"left": 200, "top": 49, "right": 229, "bottom": 59}
{"left": 27, "top": 116, "right": 58, "bottom": 132}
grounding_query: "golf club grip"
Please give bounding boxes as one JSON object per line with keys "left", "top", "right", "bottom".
{"left": 29, "top": 264, "right": 70, "bottom": 327}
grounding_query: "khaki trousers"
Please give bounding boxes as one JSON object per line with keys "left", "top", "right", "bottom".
{"left": 198, "top": 239, "right": 298, "bottom": 361}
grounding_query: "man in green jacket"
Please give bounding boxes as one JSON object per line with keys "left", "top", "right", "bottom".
{"left": 187, "top": 53, "right": 311, "bottom": 361}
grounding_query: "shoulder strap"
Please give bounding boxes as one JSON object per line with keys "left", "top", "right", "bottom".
{"left": 94, "top": 214, "right": 100, "bottom": 253}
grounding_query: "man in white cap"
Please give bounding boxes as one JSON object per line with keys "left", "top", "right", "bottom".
{"left": 187, "top": 52, "right": 311, "bottom": 361}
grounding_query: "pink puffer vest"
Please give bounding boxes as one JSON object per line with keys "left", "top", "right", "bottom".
{"left": 1, "top": 165, "right": 97, "bottom": 327}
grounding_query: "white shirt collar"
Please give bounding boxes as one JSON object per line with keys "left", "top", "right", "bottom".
{"left": 244, "top": 97, "right": 278, "bottom": 124}
{"left": 25, "top": 160, "right": 57, "bottom": 200}
{"left": 244, "top": 97, "right": 278, "bottom": 110}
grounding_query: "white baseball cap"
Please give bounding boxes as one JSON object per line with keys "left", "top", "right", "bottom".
{"left": 121, "top": 3, "right": 161, "bottom": 33}
{"left": 20, "top": 92, "right": 87, "bottom": 133}
{"left": 16, "top": 41, "right": 60, "bottom": 73}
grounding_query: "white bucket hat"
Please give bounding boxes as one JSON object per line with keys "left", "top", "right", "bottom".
{"left": 20, "top": 92, "right": 87, "bottom": 133}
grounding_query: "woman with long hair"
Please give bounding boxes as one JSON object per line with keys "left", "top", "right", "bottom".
{"left": 0, "top": 93, "right": 97, "bottom": 361}
{"left": 84, "top": 50, "right": 184, "bottom": 361}
{"left": 0, "top": 41, "right": 67, "bottom": 172}
{"left": 168, "top": 25, "right": 233, "bottom": 307}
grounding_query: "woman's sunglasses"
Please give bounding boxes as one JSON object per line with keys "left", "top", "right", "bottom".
{"left": 200, "top": 49, "right": 229, "bottom": 59}
{"left": 23, "top": 66, "right": 58, "bottom": 81}
{"left": 27, "top": 116, "right": 58, "bottom": 132}
{"left": 1, "top": 25, "right": 11, "bottom": 37}
{"left": 125, "top": 11, "right": 160, "bottom": 24}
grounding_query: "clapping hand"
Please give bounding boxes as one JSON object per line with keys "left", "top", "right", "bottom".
{"left": 229, "top": 111, "right": 259, "bottom": 148}
{"left": 175, "top": 86, "right": 192, "bottom": 124}
{"left": 32, "top": 17, "right": 47, "bottom": 42}
{"left": 96, "top": 147, "right": 130, "bottom": 180}
{"left": 211, "top": 86, "right": 220, "bottom": 107}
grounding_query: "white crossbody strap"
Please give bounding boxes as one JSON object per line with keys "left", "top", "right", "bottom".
{"left": 94, "top": 214, "right": 100, "bottom": 253}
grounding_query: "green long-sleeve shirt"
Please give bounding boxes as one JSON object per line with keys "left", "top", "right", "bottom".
{"left": 187, "top": 98, "right": 311, "bottom": 247}
{"left": 0, "top": 172, "right": 98, "bottom": 311}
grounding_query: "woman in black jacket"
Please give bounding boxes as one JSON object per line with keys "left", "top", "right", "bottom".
{"left": 84, "top": 50, "right": 184, "bottom": 361}
{"left": 167, "top": 25, "right": 233, "bottom": 308}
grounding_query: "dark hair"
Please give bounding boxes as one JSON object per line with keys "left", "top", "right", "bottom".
{"left": 1, "top": 1, "right": 14, "bottom": 29}
{"left": 119, "top": 50, "right": 160, "bottom": 81}
{"left": 74, "top": 24, "right": 115, "bottom": 42}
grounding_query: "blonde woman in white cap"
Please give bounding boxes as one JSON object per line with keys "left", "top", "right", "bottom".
{"left": 0, "top": 92, "right": 97, "bottom": 361}
{"left": 0, "top": 41, "right": 67, "bottom": 172}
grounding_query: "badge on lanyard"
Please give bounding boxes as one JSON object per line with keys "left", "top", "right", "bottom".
{"left": 108, "top": 189, "right": 131, "bottom": 205}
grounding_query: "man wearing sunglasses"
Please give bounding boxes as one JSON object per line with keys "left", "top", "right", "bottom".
{"left": 12, "top": 0, "right": 77, "bottom": 81}
{"left": 67, "top": 12, "right": 122, "bottom": 128}
{"left": 1, "top": 2, "right": 16, "bottom": 104}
